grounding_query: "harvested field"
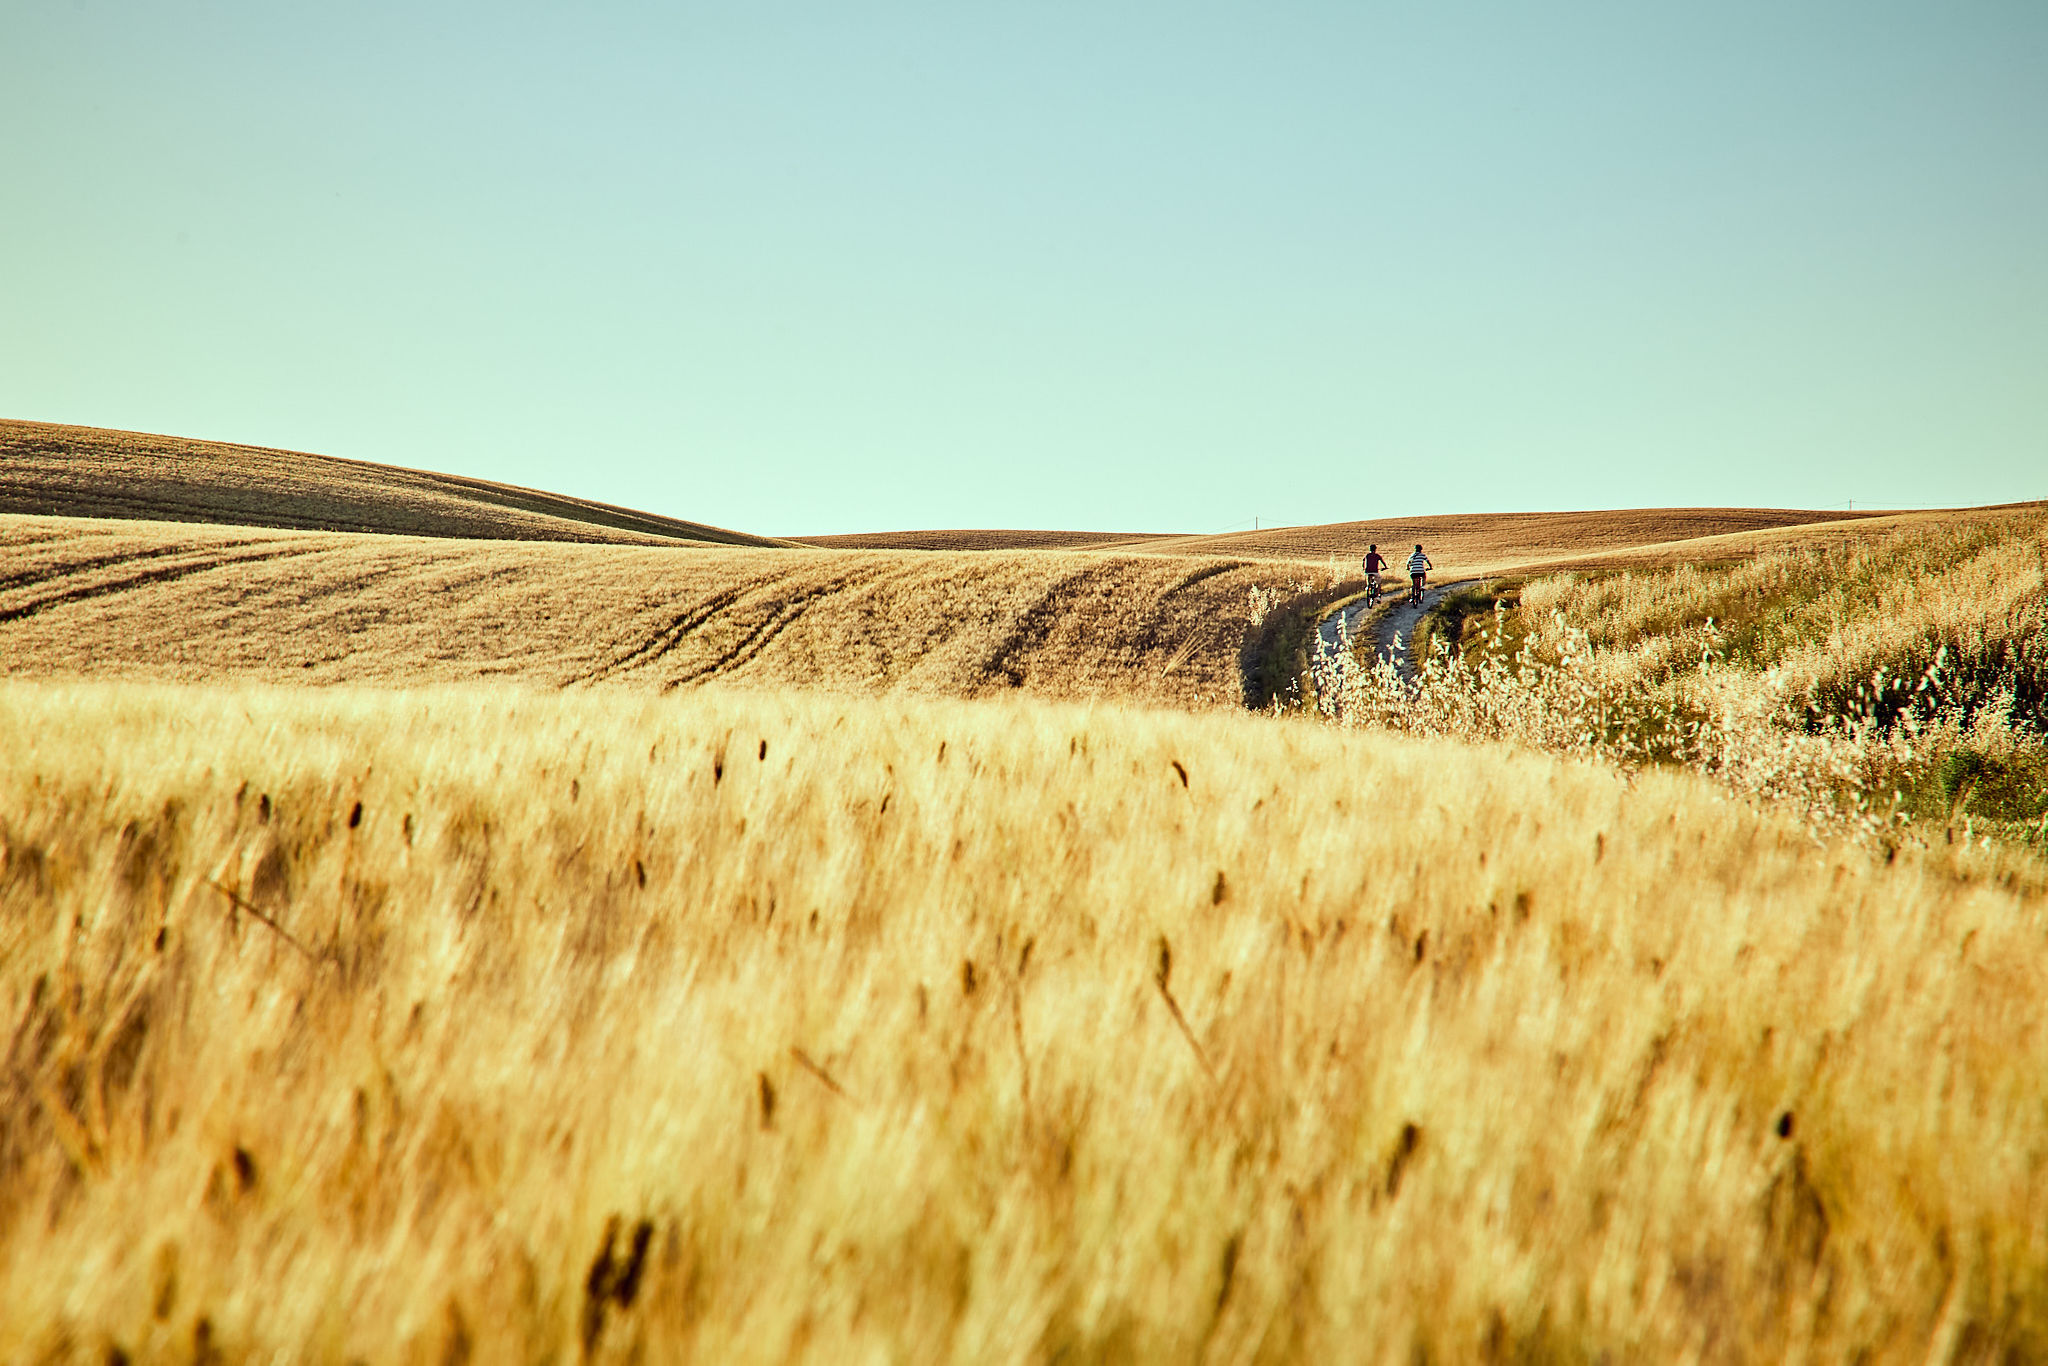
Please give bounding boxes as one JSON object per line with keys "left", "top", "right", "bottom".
{"left": 9, "top": 420, "right": 1998, "bottom": 582}
{"left": 1155, "top": 509, "right": 1900, "bottom": 573}
{"left": 0, "top": 514, "right": 1297, "bottom": 709}
{"left": 789, "top": 508, "right": 1927, "bottom": 578}
{"left": 792, "top": 529, "right": 1173, "bottom": 551}
{"left": 790, "top": 510, "right": 1903, "bottom": 571}
{"left": 1147, "top": 507, "right": 1894, "bottom": 573}
{"left": 1495, "top": 502, "right": 2048, "bottom": 575}
{"left": 0, "top": 420, "right": 783, "bottom": 548}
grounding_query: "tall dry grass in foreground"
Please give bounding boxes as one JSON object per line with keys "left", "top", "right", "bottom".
{"left": 5, "top": 682, "right": 2048, "bottom": 1362}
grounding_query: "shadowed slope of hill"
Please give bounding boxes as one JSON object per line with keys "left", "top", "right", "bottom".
{"left": 0, "top": 420, "right": 787, "bottom": 547}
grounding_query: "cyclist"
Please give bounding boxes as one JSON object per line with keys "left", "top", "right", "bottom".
{"left": 1406, "top": 544, "right": 1433, "bottom": 605}
{"left": 1362, "top": 544, "right": 1388, "bottom": 606}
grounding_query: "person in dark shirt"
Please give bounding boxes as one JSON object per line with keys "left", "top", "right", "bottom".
{"left": 1362, "top": 544, "right": 1388, "bottom": 604}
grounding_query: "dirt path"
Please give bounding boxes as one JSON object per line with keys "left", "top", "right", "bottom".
{"left": 1317, "top": 579, "right": 1476, "bottom": 682}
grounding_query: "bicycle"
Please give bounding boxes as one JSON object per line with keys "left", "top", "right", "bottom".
{"left": 1405, "top": 546, "right": 1433, "bottom": 606}
{"left": 1361, "top": 547, "right": 1389, "bottom": 609}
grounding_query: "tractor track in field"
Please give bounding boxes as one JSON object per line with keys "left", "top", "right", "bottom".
{"left": 0, "top": 536, "right": 284, "bottom": 598}
{"left": 0, "top": 543, "right": 326, "bottom": 627}
{"left": 661, "top": 565, "right": 898, "bottom": 691}
{"left": 568, "top": 583, "right": 761, "bottom": 687}
{"left": 979, "top": 561, "right": 1122, "bottom": 690}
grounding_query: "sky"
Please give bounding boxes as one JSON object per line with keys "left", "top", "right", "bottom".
{"left": 3, "top": 2, "right": 2044, "bottom": 536}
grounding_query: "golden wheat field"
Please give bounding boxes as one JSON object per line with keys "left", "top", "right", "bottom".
{"left": 1136, "top": 507, "right": 1896, "bottom": 573}
{"left": 0, "top": 421, "right": 783, "bottom": 548}
{"left": 793, "top": 530, "right": 1177, "bottom": 552}
{"left": 6, "top": 424, "right": 2048, "bottom": 1363}
{"left": 0, "top": 512, "right": 1307, "bottom": 710}
{"left": 5, "top": 421, "right": 1908, "bottom": 577}
{"left": 6, "top": 681, "right": 2047, "bottom": 1365}
{"left": 793, "top": 510, "right": 1894, "bottom": 575}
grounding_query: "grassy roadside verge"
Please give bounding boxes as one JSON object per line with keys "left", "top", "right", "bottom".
{"left": 1239, "top": 579, "right": 1364, "bottom": 709}
{"left": 1411, "top": 579, "right": 1521, "bottom": 660}
{"left": 1316, "top": 513, "right": 2048, "bottom": 853}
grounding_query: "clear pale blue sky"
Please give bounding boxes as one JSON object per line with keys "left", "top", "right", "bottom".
{"left": 4, "top": 3, "right": 2044, "bottom": 535}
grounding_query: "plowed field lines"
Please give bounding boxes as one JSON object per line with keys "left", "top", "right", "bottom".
{"left": 981, "top": 562, "right": 1119, "bottom": 690}
{"left": 574, "top": 579, "right": 779, "bottom": 687}
{"left": 0, "top": 541, "right": 320, "bottom": 625}
{"left": 0, "top": 516, "right": 1303, "bottom": 707}
{"left": 662, "top": 565, "right": 899, "bottom": 691}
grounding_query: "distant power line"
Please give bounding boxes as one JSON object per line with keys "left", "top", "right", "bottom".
{"left": 1834, "top": 499, "right": 2009, "bottom": 511}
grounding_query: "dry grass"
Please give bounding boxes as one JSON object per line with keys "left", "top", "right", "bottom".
{"left": 6, "top": 681, "right": 2048, "bottom": 1363}
{"left": 792, "top": 530, "right": 1174, "bottom": 551}
{"left": 9, "top": 433, "right": 2047, "bottom": 1360}
{"left": 1317, "top": 508, "right": 2048, "bottom": 841}
{"left": 14, "top": 418, "right": 1996, "bottom": 579}
{"left": 0, "top": 420, "right": 784, "bottom": 547}
{"left": 1502, "top": 503, "right": 2048, "bottom": 578}
{"left": 791, "top": 509, "right": 1921, "bottom": 576}
{"left": 0, "top": 514, "right": 1298, "bottom": 710}
{"left": 1509, "top": 509, "right": 2048, "bottom": 698}
{"left": 1143, "top": 507, "right": 1895, "bottom": 573}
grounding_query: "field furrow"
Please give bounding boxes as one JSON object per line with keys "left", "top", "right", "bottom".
{"left": 662, "top": 563, "right": 901, "bottom": 690}
{"left": 0, "top": 515, "right": 1307, "bottom": 708}
{"left": 0, "top": 543, "right": 324, "bottom": 626}
{"left": 574, "top": 583, "right": 761, "bottom": 686}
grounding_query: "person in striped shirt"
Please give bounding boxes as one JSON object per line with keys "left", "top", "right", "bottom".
{"left": 1406, "top": 544, "right": 1432, "bottom": 604}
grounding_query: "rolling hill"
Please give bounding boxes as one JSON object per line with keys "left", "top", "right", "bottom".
{"left": 793, "top": 528, "right": 1173, "bottom": 551}
{"left": 806, "top": 507, "right": 1897, "bottom": 573}
{"left": 0, "top": 513, "right": 1295, "bottom": 708}
{"left": 5, "top": 421, "right": 2046, "bottom": 1362}
{"left": 0, "top": 419, "right": 786, "bottom": 548}
{"left": 4, "top": 420, "right": 2032, "bottom": 712}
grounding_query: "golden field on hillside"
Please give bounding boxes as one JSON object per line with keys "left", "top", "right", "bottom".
{"left": 1140, "top": 507, "right": 1901, "bottom": 572}
{"left": 6, "top": 421, "right": 1907, "bottom": 576}
{"left": 0, "top": 513, "right": 1306, "bottom": 710}
{"left": 795, "top": 508, "right": 1895, "bottom": 575}
{"left": 794, "top": 529, "right": 1177, "bottom": 552}
{"left": 6, "top": 682, "right": 2047, "bottom": 1364}
{"left": 0, "top": 420, "right": 781, "bottom": 548}
{"left": 6, "top": 424, "right": 2046, "bottom": 1362}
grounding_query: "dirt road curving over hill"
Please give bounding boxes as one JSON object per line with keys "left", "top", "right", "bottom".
{"left": 1317, "top": 579, "right": 1475, "bottom": 683}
